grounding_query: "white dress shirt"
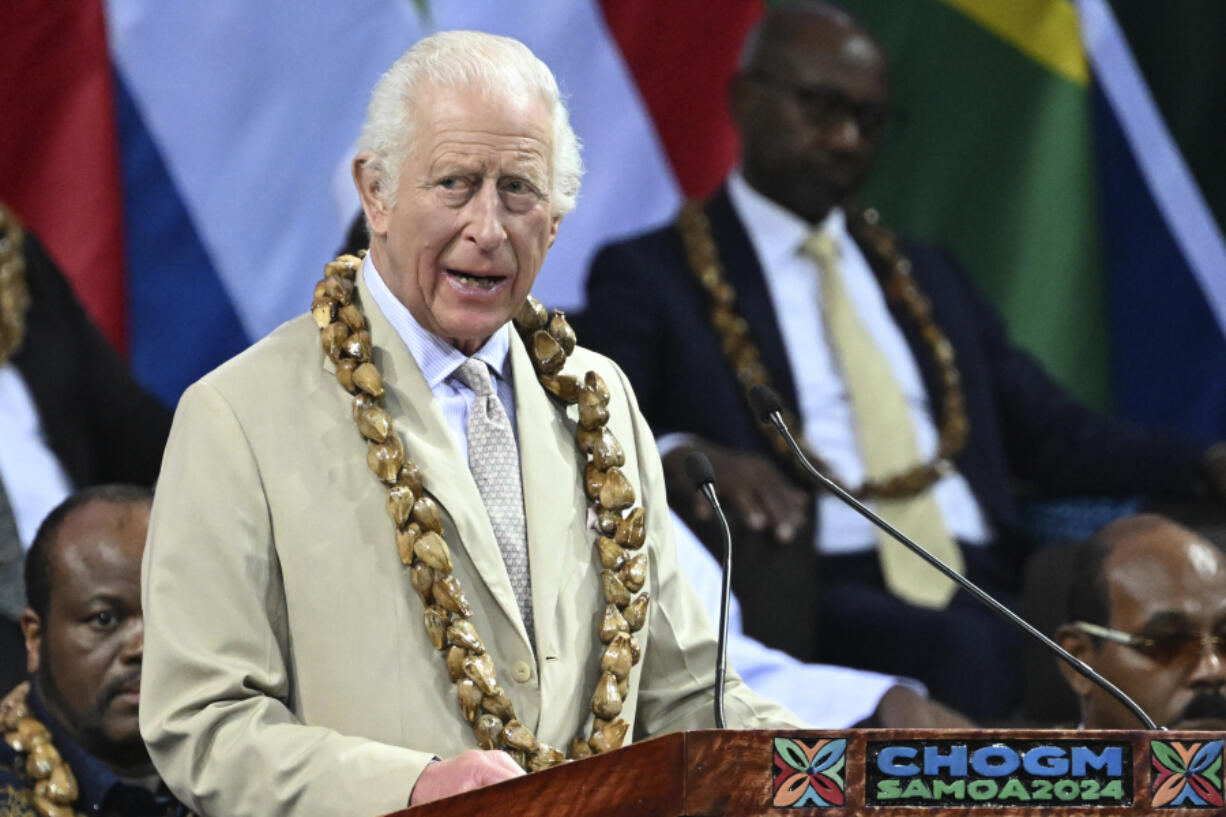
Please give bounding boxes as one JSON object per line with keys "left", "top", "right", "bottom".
{"left": 363, "top": 256, "right": 516, "bottom": 460}
{"left": 726, "top": 171, "right": 990, "bottom": 551}
{"left": 0, "top": 362, "right": 73, "bottom": 548}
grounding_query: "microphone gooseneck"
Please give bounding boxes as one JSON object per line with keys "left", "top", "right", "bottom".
{"left": 685, "top": 450, "right": 731, "bottom": 730}
{"left": 746, "top": 384, "right": 1161, "bottom": 731}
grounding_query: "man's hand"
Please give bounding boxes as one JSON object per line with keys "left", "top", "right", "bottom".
{"left": 663, "top": 441, "right": 808, "bottom": 545}
{"left": 410, "top": 749, "right": 525, "bottom": 805}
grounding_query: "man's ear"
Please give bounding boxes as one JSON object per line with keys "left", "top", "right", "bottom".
{"left": 1054, "top": 624, "right": 1098, "bottom": 698}
{"left": 21, "top": 609, "right": 41, "bottom": 676}
{"left": 353, "top": 152, "right": 391, "bottom": 237}
{"left": 546, "top": 215, "right": 562, "bottom": 249}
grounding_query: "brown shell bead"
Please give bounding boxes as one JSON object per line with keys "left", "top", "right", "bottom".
{"left": 326, "top": 256, "right": 362, "bottom": 278}
{"left": 385, "top": 483, "right": 415, "bottom": 529}
{"left": 596, "top": 536, "right": 625, "bottom": 570}
{"left": 628, "top": 634, "right": 642, "bottom": 666}
{"left": 8, "top": 717, "right": 49, "bottom": 752}
{"left": 335, "top": 357, "right": 357, "bottom": 392}
{"left": 411, "top": 497, "right": 444, "bottom": 535}
{"left": 578, "top": 400, "right": 609, "bottom": 432}
{"left": 599, "top": 468, "right": 635, "bottom": 511}
{"left": 614, "top": 507, "right": 646, "bottom": 549}
{"left": 590, "top": 672, "right": 622, "bottom": 719}
{"left": 366, "top": 436, "right": 404, "bottom": 484}
{"left": 601, "top": 570, "right": 631, "bottom": 608}
{"left": 312, "top": 279, "right": 329, "bottom": 302}
{"left": 463, "top": 653, "right": 499, "bottom": 695}
{"left": 584, "top": 371, "right": 610, "bottom": 404}
{"left": 311, "top": 297, "right": 336, "bottom": 329}
{"left": 322, "top": 274, "right": 353, "bottom": 304}
{"left": 413, "top": 531, "right": 453, "bottom": 573}
{"left": 569, "top": 737, "right": 593, "bottom": 760}
{"left": 457, "top": 678, "right": 483, "bottom": 722}
{"left": 358, "top": 405, "right": 392, "bottom": 443}
{"left": 623, "top": 593, "right": 649, "bottom": 632}
{"left": 423, "top": 606, "right": 449, "bottom": 651}
{"left": 528, "top": 745, "right": 566, "bottom": 771}
{"left": 395, "top": 523, "right": 422, "bottom": 566}
{"left": 0, "top": 684, "right": 30, "bottom": 730}
{"left": 474, "top": 713, "right": 503, "bottom": 750}
{"left": 44, "top": 764, "right": 77, "bottom": 802}
{"left": 433, "top": 575, "right": 473, "bottom": 617}
{"left": 539, "top": 373, "right": 581, "bottom": 403}
{"left": 399, "top": 462, "right": 424, "bottom": 495}
{"left": 482, "top": 689, "right": 514, "bottom": 720}
{"left": 591, "top": 429, "right": 625, "bottom": 470}
{"left": 530, "top": 330, "right": 566, "bottom": 375}
{"left": 584, "top": 465, "right": 605, "bottom": 502}
{"left": 446, "top": 619, "right": 483, "bottom": 653}
{"left": 596, "top": 510, "right": 621, "bottom": 535}
{"left": 588, "top": 719, "right": 628, "bottom": 754}
{"left": 338, "top": 302, "right": 366, "bottom": 333}
{"left": 620, "top": 553, "right": 648, "bottom": 593}
{"left": 502, "top": 719, "right": 539, "bottom": 753}
{"left": 601, "top": 632, "right": 633, "bottom": 680}
{"left": 352, "top": 391, "right": 375, "bottom": 423}
{"left": 33, "top": 796, "right": 74, "bottom": 817}
{"left": 445, "top": 646, "right": 467, "bottom": 681}
{"left": 319, "top": 321, "right": 349, "bottom": 362}
{"left": 353, "top": 361, "right": 384, "bottom": 397}
{"left": 513, "top": 295, "right": 547, "bottom": 332}
{"left": 341, "top": 328, "right": 372, "bottom": 362}
{"left": 546, "top": 310, "right": 576, "bottom": 355}
{"left": 408, "top": 561, "right": 433, "bottom": 602}
{"left": 599, "top": 604, "right": 628, "bottom": 643}
{"left": 576, "top": 426, "right": 602, "bottom": 453}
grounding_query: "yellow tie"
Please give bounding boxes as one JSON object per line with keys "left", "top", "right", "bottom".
{"left": 803, "top": 230, "right": 963, "bottom": 608}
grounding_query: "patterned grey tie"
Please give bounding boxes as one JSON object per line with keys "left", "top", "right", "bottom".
{"left": 0, "top": 471, "right": 26, "bottom": 621}
{"left": 453, "top": 359, "right": 534, "bottom": 642}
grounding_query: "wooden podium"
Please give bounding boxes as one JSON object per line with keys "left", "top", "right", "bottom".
{"left": 391, "top": 729, "right": 1226, "bottom": 816}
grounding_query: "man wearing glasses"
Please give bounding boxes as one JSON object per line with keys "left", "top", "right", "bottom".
{"left": 1057, "top": 514, "right": 1226, "bottom": 730}
{"left": 580, "top": 0, "right": 1225, "bottom": 722}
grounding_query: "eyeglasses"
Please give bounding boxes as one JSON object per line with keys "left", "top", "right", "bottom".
{"left": 745, "top": 71, "right": 893, "bottom": 136}
{"left": 1072, "top": 621, "right": 1226, "bottom": 666}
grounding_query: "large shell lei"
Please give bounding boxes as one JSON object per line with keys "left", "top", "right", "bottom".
{"left": 311, "top": 252, "right": 650, "bottom": 771}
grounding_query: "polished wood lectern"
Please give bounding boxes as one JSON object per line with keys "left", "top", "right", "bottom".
{"left": 391, "top": 729, "right": 1225, "bottom": 816}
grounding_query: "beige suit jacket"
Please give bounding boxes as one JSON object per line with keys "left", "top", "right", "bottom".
{"left": 140, "top": 274, "right": 800, "bottom": 817}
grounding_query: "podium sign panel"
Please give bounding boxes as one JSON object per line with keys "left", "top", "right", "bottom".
{"left": 394, "top": 729, "right": 1224, "bottom": 817}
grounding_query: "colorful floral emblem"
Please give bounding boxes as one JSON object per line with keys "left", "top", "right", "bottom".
{"left": 772, "top": 737, "right": 846, "bottom": 808}
{"left": 1151, "top": 739, "right": 1224, "bottom": 808}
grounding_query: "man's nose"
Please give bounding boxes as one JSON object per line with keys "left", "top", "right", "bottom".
{"left": 819, "top": 115, "right": 864, "bottom": 153}
{"left": 120, "top": 619, "right": 144, "bottom": 663}
{"left": 467, "top": 184, "right": 508, "bottom": 252}
{"left": 1186, "top": 637, "right": 1226, "bottom": 685}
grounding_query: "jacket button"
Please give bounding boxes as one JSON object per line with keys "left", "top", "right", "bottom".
{"left": 511, "top": 660, "right": 533, "bottom": 683}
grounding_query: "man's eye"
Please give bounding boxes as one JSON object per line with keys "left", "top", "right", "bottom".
{"left": 502, "top": 179, "right": 536, "bottom": 196}
{"left": 89, "top": 611, "right": 117, "bottom": 629}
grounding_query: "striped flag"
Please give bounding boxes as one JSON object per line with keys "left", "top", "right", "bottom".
{"left": 1, "top": 0, "right": 1220, "bottom": 443}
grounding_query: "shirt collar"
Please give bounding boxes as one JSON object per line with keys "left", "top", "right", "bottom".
{"left": 361, "top": 254, "right": 512, "bottom": 388}
{"left": 726, "top": 169, "right": 848, "bottom": 271}
{"left": 25, "top": 684, "right": 182, "bottom": 816}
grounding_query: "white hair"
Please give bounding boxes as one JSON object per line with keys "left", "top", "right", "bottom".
{"left": 357, "top": 30, "right": 584, "bottom": 216}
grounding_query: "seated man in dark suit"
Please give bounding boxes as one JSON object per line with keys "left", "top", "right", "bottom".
{"left": 1056, "top": 514, "right": 1226, "bottom": 730}
{"left": 578, "top": 1, "right": 1226, "bottom": 720}
{"left": 0, "top": 204, "right": 171, "bottom": 692}
{"left": 0, "top": 485, "right": 188, "bottom": 816}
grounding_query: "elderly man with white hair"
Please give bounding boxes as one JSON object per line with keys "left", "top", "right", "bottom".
{"left": 140, "top": 30, "right": 801, "bottom": 817}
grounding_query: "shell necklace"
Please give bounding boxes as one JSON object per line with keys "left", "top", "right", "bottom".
{"left": 311, "top": 252, "right": 650, "bottom": 771}
{"left": 0, "top": 203, "right": 31, "bottom": 365}
{"left": 676, "top": 201, "right": 968, "bottom": 500}
{"left": 1, "top": 682, "right": 86, "bottom": 817}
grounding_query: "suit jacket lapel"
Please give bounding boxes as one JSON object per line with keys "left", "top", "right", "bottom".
{"left": 706, "top": 187, "right": 803, "bottom": 415}
{"left": 509, "top": 330, "right": 585, "bottom": 660}
{"left": 350, "top": 273, "right": 531, "bottom": 648}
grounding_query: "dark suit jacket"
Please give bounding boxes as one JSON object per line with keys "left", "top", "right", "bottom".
{"left": 10, "top": 234, "right": 171, "bottom": 489}
{"left": 577, "top": 187, "right": 1207, "bottom": 650}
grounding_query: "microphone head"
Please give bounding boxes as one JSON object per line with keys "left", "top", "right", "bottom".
{"left": 683, "top": 450, "right": 717, "bottom": 488}
{"left": 747, "top": 384, "right": 783, "bottom": 423}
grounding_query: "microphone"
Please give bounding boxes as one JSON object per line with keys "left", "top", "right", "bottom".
{"left": 747, "top": 383, "right": 1161, "bottom": 731}
{"left": 685, "top": 450, "right": 731, "bottom": 730}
